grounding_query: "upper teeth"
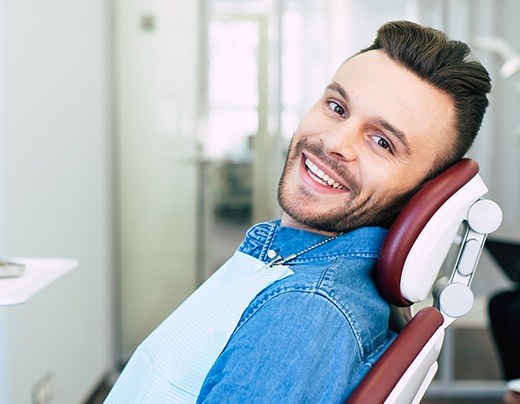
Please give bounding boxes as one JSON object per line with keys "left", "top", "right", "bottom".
{"left": 304, "top": 158, "right": 345, "bottom": 189}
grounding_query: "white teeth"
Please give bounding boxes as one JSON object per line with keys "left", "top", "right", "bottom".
{"left": 304, "top": 158, "right": 345, "bottom": 190}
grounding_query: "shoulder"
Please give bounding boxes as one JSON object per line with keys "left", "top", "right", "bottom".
{"left": 323, "top": 256, "right": 392, "bottom": 359}
{"left": 238, "top": 255, "right": 391, "bottom": 361}
{"left": 199, "top": 289, "right": 371, "bottom": 403}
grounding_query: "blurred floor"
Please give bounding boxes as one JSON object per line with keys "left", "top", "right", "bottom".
{"left": 421, "top": 328, "right": 505, "bottom": 403}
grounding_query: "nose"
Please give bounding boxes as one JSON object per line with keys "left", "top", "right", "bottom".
{"left": 322, "top": 119, "right": 361, "bottom": 162}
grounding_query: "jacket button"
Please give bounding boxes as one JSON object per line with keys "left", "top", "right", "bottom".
{"left": 267, "top": 250, "right": 277, "bottom": 259}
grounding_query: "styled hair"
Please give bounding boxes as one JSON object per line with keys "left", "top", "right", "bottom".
{"left": 358, "top": 20, "right": 491, "bottom": 177}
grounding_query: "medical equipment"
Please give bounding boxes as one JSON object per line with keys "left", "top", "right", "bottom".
{"left": 348, "top": 158, "right": 502, "bottom": 403}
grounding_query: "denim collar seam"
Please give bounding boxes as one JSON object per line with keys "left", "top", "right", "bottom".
{"left": 243, "top": 221, "right": 275, "bottom": 251}
{"left": 316, "top": 258, "right": 337, "bottom": 290}
{"left": 286, "top": 252, "right": 379, "bottom": 264}
{"left": 258, "top": 222, "right": 278, "bottom": 261}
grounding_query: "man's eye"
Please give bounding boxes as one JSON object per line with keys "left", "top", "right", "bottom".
{"left": 372, "top": 135, "right": 392, "bottom": 151}
{"left": 328, "top": 101, "right": 345, "bottom": 116}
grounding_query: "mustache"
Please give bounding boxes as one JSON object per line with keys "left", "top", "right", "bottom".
{"left": 291, "top": 138, "right": 360, "bottom": 194}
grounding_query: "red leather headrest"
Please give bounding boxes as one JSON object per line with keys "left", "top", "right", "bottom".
{"left": 377, "top": 158, "right": 479, "bottom": 307}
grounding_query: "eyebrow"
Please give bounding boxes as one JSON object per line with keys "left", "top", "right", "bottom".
{"left": 325, "top": 81, "right": 412, "bottom": 156}
{"left": 326, "top": 81, "right": 349, "bottom": 102}
{"left": 373, "top": 118, "right": 412, "bottom": 156}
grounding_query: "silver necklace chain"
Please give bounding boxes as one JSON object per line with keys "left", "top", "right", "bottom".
{"left": 259, "top": 232, "right": 343, "bottom": 270}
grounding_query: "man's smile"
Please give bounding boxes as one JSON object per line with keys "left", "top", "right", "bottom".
{"left": 301, "top": 154, "right": 349, "bottom": 192}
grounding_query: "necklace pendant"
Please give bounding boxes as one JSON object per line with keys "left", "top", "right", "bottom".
{"left": 255, "top": 232, "right": 342, "bottom": 273}
{"left": 256, "top": 255, "right": 283, "bottom": 272}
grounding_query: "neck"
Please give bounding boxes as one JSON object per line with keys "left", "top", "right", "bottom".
{"left": 280, "top": 212, "right": 340, "bottom": 237}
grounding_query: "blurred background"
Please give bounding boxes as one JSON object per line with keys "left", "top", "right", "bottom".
{"left": 0, "top": 0, "right": 519, "bottom": 402}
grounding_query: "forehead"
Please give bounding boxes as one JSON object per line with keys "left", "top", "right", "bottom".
{"left": 332, "top": 50, "right": 456, "bottom": 163}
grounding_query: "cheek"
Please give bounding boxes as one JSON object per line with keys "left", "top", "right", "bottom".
{"left": 358, "top": 160, "right": 404, "bottom": 197}
{"left": 295, "top": 109, "right": 327, "bottom": 136}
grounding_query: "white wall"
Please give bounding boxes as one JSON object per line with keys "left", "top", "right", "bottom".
{"left": 116, "top": 0, "right": 200, "bottom": 358}
{"left": 486, "top": 0, "right": 520, "bottom": 236}
{"left": 0, "top": 0, "right": 113, "bottom": 402}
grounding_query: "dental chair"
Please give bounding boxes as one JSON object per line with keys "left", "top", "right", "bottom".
{"left": 347, "top": 158, "right": 503, "bottom": 404}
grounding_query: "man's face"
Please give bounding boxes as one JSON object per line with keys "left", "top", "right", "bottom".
{"left": 278, "top": 50, "right": 456, "bottom": 234}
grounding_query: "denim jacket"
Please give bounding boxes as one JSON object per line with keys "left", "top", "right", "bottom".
{"left": 198, "top": 221, "right": 395, "bottom": 403}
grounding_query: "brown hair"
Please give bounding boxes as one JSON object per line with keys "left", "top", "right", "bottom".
{"left": 359, "top": 20, "right": 491, "bottom": 177}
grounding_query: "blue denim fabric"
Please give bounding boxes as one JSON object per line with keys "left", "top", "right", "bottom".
{"left": 197, "top": 220, "right": 395, "bottom": 403}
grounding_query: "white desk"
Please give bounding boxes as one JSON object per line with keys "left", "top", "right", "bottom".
{"left": 0, "top": 258, "right": 80, "bottom": 404}
{"left": 0, "top": 258, "right": 78, "bottom": 306}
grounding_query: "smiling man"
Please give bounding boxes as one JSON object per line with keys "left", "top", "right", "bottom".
{"left": 107, "top": 21, "right": 491, "bottom": 403}
{"left": 278, "top": 49, "right": 457, "bottom": 235}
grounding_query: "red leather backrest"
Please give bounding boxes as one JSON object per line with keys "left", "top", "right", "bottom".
{"left": 376, "top": 159, "right": 479, "bottom": 306}
{"left": 346, "top": 307, "right": 444, "bottom": 403}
